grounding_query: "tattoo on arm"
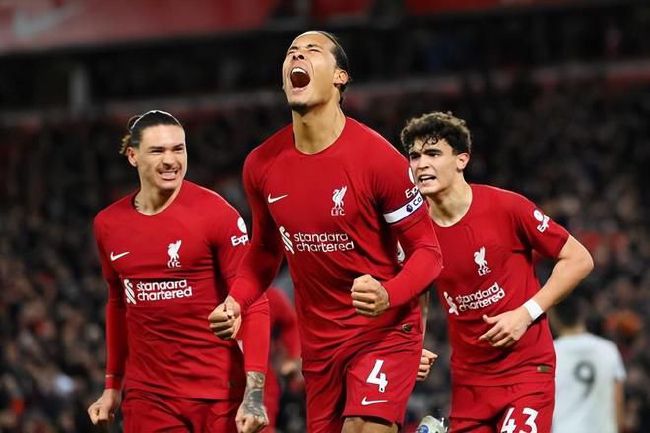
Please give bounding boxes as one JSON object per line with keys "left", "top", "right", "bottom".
{"left": 242, "top": 372, "right": 266, "bottom": 418}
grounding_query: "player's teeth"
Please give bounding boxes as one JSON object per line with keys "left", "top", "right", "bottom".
{"left": 292, "top": 67, "right": 307, "bottom": 74}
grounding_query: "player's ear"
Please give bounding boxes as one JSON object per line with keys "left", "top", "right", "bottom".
{"left": 126, "top": 147, "right": 138, "bottom": 167}
{"left": 456, "top": 152, "right": 470, "bottom": 171}
{"left": 334, "top": 68, "right": 349, "bottom": 88}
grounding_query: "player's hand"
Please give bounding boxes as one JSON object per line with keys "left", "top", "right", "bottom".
{"left": 417, "top": 348, "right": 438, "bottom": 381}
{"left": 236, "top": 372, "right": 268, "bottom": 433}
{"left": 209, "top": 296, "right": 242, "bottom": 340}
{"left": 87, "top": 388, "right": 120, "bottom": 425}
{"left": 351, "top": 274, "right": 390, "bottom": 316}
{"left": 280, "top": 358, "right": 302, "bottom": 377}
{"left": 478, "top": 307, "right": 533, "bottom": 348}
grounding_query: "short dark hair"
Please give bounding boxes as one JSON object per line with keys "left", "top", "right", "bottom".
{"left": 315, "top": 31, "right": 351, "bottom": 101}
{"left": 119, "top": 110, "right": 182, "bottom": 155}
{"left": 400, "top": 111, "right": 472, "bottom": 156}
{"left": 553, "top": 295, "right": 584, "bottom": 328}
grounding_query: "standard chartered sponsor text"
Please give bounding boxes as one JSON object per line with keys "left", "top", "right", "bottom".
{"left": 294, "top": 231, "right": 355, "bottom": 252}
{"left": 136, "top": 279, "right": 193, "bottom": 302}
{"left": 455, "top": 282, "right": 505, "bottom": 311}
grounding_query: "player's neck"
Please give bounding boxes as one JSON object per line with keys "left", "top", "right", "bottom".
{"left": 426, "top": 180, "right": 472, "bottom": 227}
{"left": 292, "top": 103, "right": 345, "bottom": 154}
{"left": 559, "top": 324, "right": 587, "bottom": 336}
{"left": 134, "top": 183, "right": 182, "bottom": 215}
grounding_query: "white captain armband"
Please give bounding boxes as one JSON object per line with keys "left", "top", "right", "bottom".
{"left": 383, "top": 193, "right": 424, "bottom": 224}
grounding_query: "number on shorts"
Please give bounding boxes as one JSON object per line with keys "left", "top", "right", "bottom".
{"left": 500, "top": 407, "right": 538, "bottom": 433}
{"left": 366, "top": 359, "right": 388, "bottom": 393}
{"left": 574, "top": 360, "right": 596, "bottom": 397}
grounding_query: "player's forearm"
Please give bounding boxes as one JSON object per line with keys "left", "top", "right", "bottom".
{"left": 419, "top": 291, "right": 430, "bottom": 337}
{"left": 384, "top": 245, "right": 442, "bottom": 307}
{"left": 230, "top": 244, "right": 282, "bottom": 309}
{"left": 384, "top": 215, "right": 442, "bottom": 307}
{"left": 241, "top": 371, "right": 266, "bottom": 418}
{"left": 615, "top": 380, "right": 625, "bottom": 433}
{"left": 530, "top": 236, "right": 593, "bottom": 313}
{"left": 240, "top": 296, "right": 270, "bottom": 372}
{"left": 104, "top": 298, "right": 127, "bottom": 389}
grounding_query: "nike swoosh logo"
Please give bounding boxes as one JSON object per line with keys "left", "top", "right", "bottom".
{"left": 110, "top": 251, "right": 130, "bottom": 262}
{"left": 267, "top": 194, "right": 288, "bottom": 204}
{"left": 361, "top": 397, "right": 388, "bottom": 406}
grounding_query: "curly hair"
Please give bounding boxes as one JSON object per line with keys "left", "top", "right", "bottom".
{"left": 400, "top": 111, "right": 472, "bottom": 155}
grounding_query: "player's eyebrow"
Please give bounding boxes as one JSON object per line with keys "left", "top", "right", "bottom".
{"left": 287, "top": 43, "right": 323, "bottom": 52}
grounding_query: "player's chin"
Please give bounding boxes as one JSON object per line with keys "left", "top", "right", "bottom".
{"left": 156, "top": 177, "right": 182, "bottom": 191}
{"left": 417, "top": 183, "right": 439, "bottom": 197}
{"left": 288, "top": 98, "right": 311, "bottom": 114}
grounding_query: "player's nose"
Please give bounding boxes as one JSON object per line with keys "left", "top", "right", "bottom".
{"left": 416, "top": 156, "right": 430, "bottom": 170}
{"left": 161, "top": 150, "right": 177, "bottom": 165}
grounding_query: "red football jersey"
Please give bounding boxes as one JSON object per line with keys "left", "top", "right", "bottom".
{"left": 433, "top": 184, "right": 569, "bottom": 385}
{"left": 94, "top": 180, "right": 266, "bottom": 399}
{"left": 235, "top": 117, "right": 442, "bottom": 360}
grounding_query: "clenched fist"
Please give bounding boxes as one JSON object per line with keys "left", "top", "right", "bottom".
{"left": 209, "top": 296, "right": 242, "bottom": 340}
{"left": 351, "top": 274, "right": 390, "bottom": 317}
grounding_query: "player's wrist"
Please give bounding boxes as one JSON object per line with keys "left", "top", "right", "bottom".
{"left": 522, "top": 299, "right": 544, "bottom": 322}
{"left": 382, "top": 281, "right": 409, "bottom": 307}
{"left": 104, "top": 374, "right": 123, "bottom": 390}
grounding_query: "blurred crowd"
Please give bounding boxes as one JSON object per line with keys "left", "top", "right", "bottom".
{"left": 2, "top": 0, "right": 650, "bottom": 110}
{"left": 1, "top": 71, "right": 649, "bottom": 432}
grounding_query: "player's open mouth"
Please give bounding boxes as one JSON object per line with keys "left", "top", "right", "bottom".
{"left": 290, "top": 67, "right": 310, "bottom": 89}
{"left": 418, "top": 175, "right": 436, "bottom": 182}
{"left": 160, "top": 170, "right": 179, "bottom": 180}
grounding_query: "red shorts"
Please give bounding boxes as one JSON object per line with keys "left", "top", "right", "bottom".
{"left": 121, "top": 389, "right": 239, "bottom": 433}
{"left": 303, "top": 324, "right": 422, "bottom": 433}
{"left": 449, "top": 380, "right": 555, "bottom": 433}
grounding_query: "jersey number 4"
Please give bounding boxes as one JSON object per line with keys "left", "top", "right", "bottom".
{"left": 366, "top": 359, "right": 388, "bottom": 393}
{"left": 500, "top": 407, "right": 538, "bottom": 433}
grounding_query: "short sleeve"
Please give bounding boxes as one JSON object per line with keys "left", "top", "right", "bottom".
{"left": 507, "top": 192, "right": 570, "bottom": 259}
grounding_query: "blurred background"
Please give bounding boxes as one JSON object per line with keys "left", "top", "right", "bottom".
{"left": 1, "top": 0, "right": 649, "bottom": 432}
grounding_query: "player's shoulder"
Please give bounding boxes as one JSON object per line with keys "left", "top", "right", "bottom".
{"left": 246, "top": 123, "right": 293, "bottom": 167}
{"left": 344, "top": 117, "right": 408, "bottom": 175}
{"left": 556, "top": 333, "right": 618, "bottom": 353}
{"left": 472, "top": 184, "right": 523, "bottom": 200}
{"left": 472, "top": 184, "right": 531, "bottom": 210}
{"left": 181, "top": 181, "right": 240, "bottom": 216}
{"left": 182, "top": 180, "right": 223, "bottom": 202}
{"left": 584, "top": 333, "right": 621, "bottom": 354}
{"left": 347, "top": 117, "right": 399, "bottom": 152}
